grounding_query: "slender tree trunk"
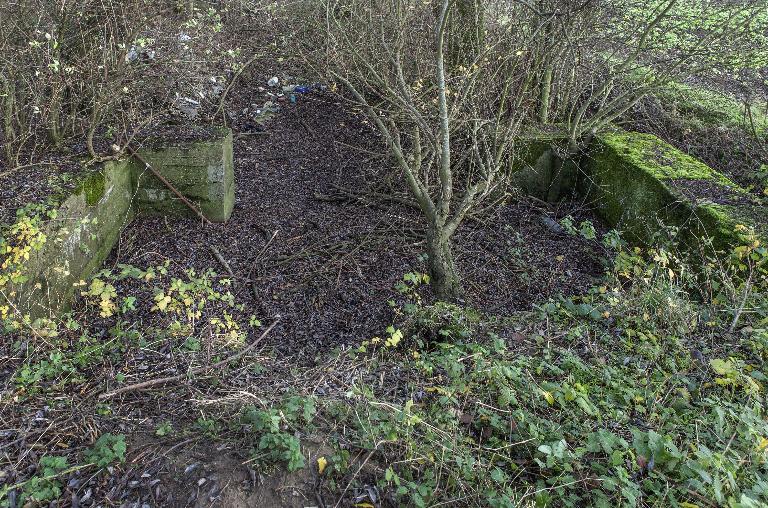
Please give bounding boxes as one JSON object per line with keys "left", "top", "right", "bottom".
{"left": 439, "top": 0, "right": 485, "bottom": 68}
{"left": 48, "top": 91, "right": 64, "bottom": 147}
{"left": 1, "top": 73, "right": 17, "bottom": 165}
{"left": 427, "top": 225, "right": 462, "bottom": 300}
{"left": 539, "top": 64, "right": 553, "bottom": 124}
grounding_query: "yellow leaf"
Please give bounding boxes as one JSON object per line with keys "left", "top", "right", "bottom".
{"left": 541, "top": 390, "right": 554, "bottom": 406}
{"left": 680, "top": 503, "right": 700, "bottom": 508}
{"left": 317, "top": 456, "right": 328, "bottom": 474}
{"left": 386, "top": 328, "right": 403, "bottom": 347}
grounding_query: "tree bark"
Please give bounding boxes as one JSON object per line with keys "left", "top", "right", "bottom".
{"left": 539, "top": 64, "right": 553, "bottom": 124}
{"left": 438, "top": 0, "right": 485, "bottom": 68}
{"left": 427, "top": 225, "right": 462, "bottom": 300}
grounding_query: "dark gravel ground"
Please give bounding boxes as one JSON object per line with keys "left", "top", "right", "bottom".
{"left": 1, "top": 65, "right": 609, "bottom": 508}
{"left": 101, "top": 90, "right": 607, "bottom": 361}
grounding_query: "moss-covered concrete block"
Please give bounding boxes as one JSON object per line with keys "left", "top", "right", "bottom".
{"left": 509, "top": 132, "right": 577, "bottom": 203}
{"left": 6, "top": 160, "right": 135, "bottom": 318}
{"left": 2, "top": 127, "right": 236, "bottom": 321}
{"left": 132, "top": 127, "right": 234, "bottom": 222}
{"left": 585, "top": 129, "right": 766, "bottom": 251}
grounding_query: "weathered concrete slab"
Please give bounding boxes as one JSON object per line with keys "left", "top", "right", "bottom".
{"left": 509, "top": 132, "right": 578, "bottom": 203}
{"left": 585, "top": 129, "right": 767, "bottom": 252}
{"left": 4, "top": 160, "right": 135, "bottom": 318}
{"left": 132, "top": 127, "right": 234, "bottom": 222}
{"left": 1, "top": 127, "right": 235, "bottom": 320}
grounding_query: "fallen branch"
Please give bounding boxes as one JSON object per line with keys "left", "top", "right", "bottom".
{"left": 290, "top": 108, "right": 317, "bottom": 139}
{"left": 209, "top": 244, "right": 236, "bottom": 279}
{"left": 98, "top": 317, "right": 281, "bottom": 399}
{"left": 127, "top": 146, "right": 212, "bottom": 225}
{"left": 329, "top": 183, "right": 420, "bottom": 209}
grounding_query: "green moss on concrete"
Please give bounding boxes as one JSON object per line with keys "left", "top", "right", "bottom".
{"left": 586, "top": 128, "right": 766, "bottom": 253}
{"left": 508, "top": 130, "right": 577, "bottom": 202}
{"left": 7, "top": 160, "right": 135, "bottom": 318}
{"left": 6, "top": 128, "right": 235, "bottom": 319}
{"left": 599, "top": 131, "right": 736, "bottom": 185}
{"left": 76, "top": 170, "right": 107, "bottom": 206}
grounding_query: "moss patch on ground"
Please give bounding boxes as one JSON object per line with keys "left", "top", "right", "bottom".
{"left": 657, "top": 82, "right": 768, "bottom": 135}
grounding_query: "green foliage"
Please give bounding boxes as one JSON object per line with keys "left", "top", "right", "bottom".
{"left": 195, "top": 417, "right": 222, "bottom": 438}
{"left": 240, "top": 396, "right": 317, "bottom": 472}
{"left": 0, "top": 202, "right": 54, "bottom": 327}
{"left": 324, "top": 236, "right": 768, "bottom": 506}
{"left": 615, "top": 0, "right": 768, "bottom": 70}
{"left": 85, "top": 434, "right": 126, "bottom": 468}
{"left": 155, "top": 421, "right": 173, "bottom": 437}
{"left": 7, "top": 456, "right": 70, "bottom": 505}
{"left": 560, "top": 216, "right": 597, "bottom": 241}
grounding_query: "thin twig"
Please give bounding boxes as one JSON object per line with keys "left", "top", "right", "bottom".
{"left": 127, "top": 146, "right": 212, "bottom": 225}
{"left": 215, "top": 51, "right": 264, "bottom": 122}
{"left": 728, "top": 278, "right": 752, "bottom": 334}
{"left": 0, "top": 161, "right": 60, "bottom": 179}
{"left": 334, "top": 441, "right": 388, "bottom": 508}
{"left": 98, "top": 318, "right": 281, "bottom": 399}
{"left": 209, "top": 244, "right": 236, "bottom": 279}
{"left": 248, "top": 229, "right": 280, "bottom": 297}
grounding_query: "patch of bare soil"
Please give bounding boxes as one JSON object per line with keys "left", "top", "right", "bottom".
{"left": 126, "top": 438, "right": 326, "bottom": 508}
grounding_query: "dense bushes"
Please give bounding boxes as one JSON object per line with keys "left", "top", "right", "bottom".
{"left": 0, "top": 0, "right": 239, "bottom": 165}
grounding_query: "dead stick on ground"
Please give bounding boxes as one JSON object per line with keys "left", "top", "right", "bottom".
{"left": 209, "top": 244, "right": 235, "bottom": 279}
{"left": 127, "top": 146, "right": 212, "bottom": 226}
{"left": 248, "top": 230, "right": 279, "bottom": 278}
{"left": 0, "top": 161, "right": 60, "bottom": 180}
{"left": 98, "top": 317, "right": 281, "bottom": 399}
{"left": 290, "top": 109, "right": 317, "bottom": 139}
{"left": 249, "top": 230, "right": 279, "bottom": 300}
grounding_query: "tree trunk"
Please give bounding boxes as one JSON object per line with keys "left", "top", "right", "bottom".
{"left": 439, "top": 0, "right": 485, "bottom": 68}
{"left": 427, "top": 225, "right": 462, "bottom": 300}
{"left": 539, "top": 64, "right": 553, "bottom": 124}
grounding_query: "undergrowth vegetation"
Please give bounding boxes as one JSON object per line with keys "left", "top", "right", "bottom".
{"left": 317, "top": 228, "right": 768, "bottom": 507}
{"left": 2, "top": 222, "right": 767, "bottom": 506}
{"left": 2, "top": 1, "right": 768, "bottom": 506}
